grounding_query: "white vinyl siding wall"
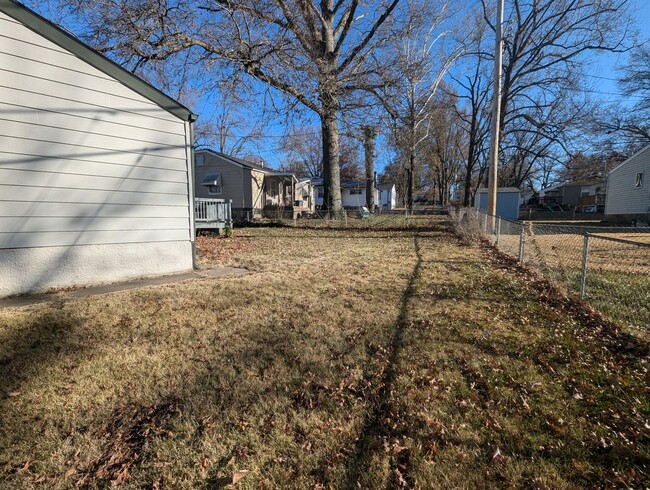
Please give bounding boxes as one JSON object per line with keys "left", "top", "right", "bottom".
{"left": 0, "top": 9, "right": 193, "bottom": 295}
{"left": 0, "top": 11, "right": 191, "bottom": 250}
{"left": 605, "top": 146, "right": 650, "bottom": 216}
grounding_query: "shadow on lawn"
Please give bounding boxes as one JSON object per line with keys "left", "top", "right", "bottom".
{"left": 0, "top": 309, "right": 83, "bottom": 402}
{"left": 0, "top": 309, "right": 86, "bottom": 479}
{"left": 342, "top": 234, "right": 423, "bottom": 488}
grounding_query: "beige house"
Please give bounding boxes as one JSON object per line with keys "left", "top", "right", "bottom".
{"left": 194, "top": 150, "right": 313, "bottom": 221}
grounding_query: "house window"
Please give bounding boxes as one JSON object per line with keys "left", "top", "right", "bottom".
{"left": 350, "top": 187, "right": 362, "bottom": 195}
{"left": 318, "top": 188, "right": 324, "bottom": 198}
{"left": 207, "top": 184, "right": 222, "bottom": 195}
{"left": 635, "top": 172, "right": 644, "bottom": 188}
{"left": 201, "top": 173, "right": 222, "bottom": 195}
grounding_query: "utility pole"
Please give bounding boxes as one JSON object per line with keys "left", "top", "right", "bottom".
{"left": 487, "top": 0, "right": 505, "bottom": 222}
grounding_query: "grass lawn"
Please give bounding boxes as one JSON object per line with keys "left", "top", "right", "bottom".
{"left": 1, "top": 217, "right": 648, "bottom": 488}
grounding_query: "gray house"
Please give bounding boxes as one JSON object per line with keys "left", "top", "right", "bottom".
{"left": 538, "top": 182, "right": 605, "bottom": 211}
{"left": 605, "top": 144, "right": 650, "bottom": 223}
{"left": 0, "top": 0, "right": 197, "bottom": 297}
{"left": 194, "top": 150, "right": 312, "bottom": 221}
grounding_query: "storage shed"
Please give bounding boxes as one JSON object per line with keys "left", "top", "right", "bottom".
{"left": 605, "top": 144, "right": 650, "bottom": 223}
{"left": 0, "top": 0, "right": 197, "bottom": 297}
{"left": 474, "top": 187, "right": 521, "bottom": 220}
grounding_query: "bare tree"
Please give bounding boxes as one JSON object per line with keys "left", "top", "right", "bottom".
{"left": 278, "top": 127, "right": 362, "bottom": 179}
{"left": 483, "top": 0, "right": 630, "bottom": 138}
{"left": 372, "top": 0, "right": 461, "bottom": 211}
{"left": 362, "top": 126, "right": 378, "bottom": 209}
{"left": 278, "top": 128, "right": 322, "bottom": 177}
{"left": 450, "top": 0, "right": 630, "bottom": 195}
{"left": 592, "top": 44, "right": 650, "bottom": 154}
{"left": 621, "top": 44, "right": 650, "bottom": 110}
{"left": 194, "top": 88, "right": 265, "bottom": 156}
{"left": 423, "top": 91, "right": 465, "bottom": 205}
{"left": 449, "top": 15, "right": 491, "bottom": 205}
{"left": 41, "top": 0, "right": 417, "bottom": 213}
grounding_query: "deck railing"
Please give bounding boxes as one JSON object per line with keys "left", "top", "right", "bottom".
{"left": 195, "top": 198, "right": 233, "bottom": 229}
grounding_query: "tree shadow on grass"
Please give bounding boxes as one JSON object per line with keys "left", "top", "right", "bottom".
{"left": 0, "top": 309, "right": 83, "bottom": 402}
{"left": 342, "top": 235, "right": 423, "bottom": 488}
{"left": 0, "top": 309, "right": 86, "bottom": 479}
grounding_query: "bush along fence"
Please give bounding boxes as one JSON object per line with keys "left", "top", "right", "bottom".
{"left": 449, "top": 207, "right": 650, "bottom": 336}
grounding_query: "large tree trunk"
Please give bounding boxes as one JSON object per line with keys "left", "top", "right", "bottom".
{"left": 463, "top": 124, "right": 477, "bottom": 206}
{"left": 321, "top": 109, "right": 342, "bottom": 213}
{"left": 363, "top": 126, "right": 376, "bottom": 210}
{"left": 406, "top": 150, "right": 414, "bottom": 212}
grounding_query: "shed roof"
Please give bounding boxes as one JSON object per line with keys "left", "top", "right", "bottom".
{"left": 0, "top": 0, "right": 196, "bottom": 122}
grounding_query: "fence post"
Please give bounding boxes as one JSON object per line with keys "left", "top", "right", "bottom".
{"left": 483, "top": 212, "right": 488, "bottom": 235}
{"left": 518, "top": 223, "right": 526, "bottom": 264}
{"left": 496, "top": 217, "right": 501, "bottom": 248}
{"left": 580, "top": 232, "right": 590, "bottom": 299}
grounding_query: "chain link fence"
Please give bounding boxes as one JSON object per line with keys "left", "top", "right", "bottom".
{"left": 449, "top": 207, "right": 650, "bottom": 336}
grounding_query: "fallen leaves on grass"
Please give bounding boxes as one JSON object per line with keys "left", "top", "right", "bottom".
{"left": 196, "top": 235, "right": 254, "bottom": 266}
{"left": 75, "top": 397, "right": 182, "bottom": 486}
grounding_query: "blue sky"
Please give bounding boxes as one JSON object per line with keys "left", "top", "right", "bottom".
{"left": 25, "top": 0, "right": 650, "bottom": 174}
{"left": 194, "top": 0, "right": 650, "bottom": 173}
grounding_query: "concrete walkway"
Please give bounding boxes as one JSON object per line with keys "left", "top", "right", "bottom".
{"left": 0, "top": 267, "right": 251, "bottom": 309}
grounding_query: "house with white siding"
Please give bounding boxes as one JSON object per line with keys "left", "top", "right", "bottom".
{"left": 0, "top": 0, "right": 197, "bottom": 297}
{"left": 378, "top": 183, "right": 398, "bottom": 210}
{"left": 605, "top": 144, "right": 650, "bottom": 223}
{"left": 313, "top": 178, "right": 380, "bottom": 209}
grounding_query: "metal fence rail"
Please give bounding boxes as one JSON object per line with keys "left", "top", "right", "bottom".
{"left": 449, "top": 207, "right": 650, "bottom": 335}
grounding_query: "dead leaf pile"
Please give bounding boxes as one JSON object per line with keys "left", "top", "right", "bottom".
{"left": 74, "top": 397, "right": 182, "bottom": 487}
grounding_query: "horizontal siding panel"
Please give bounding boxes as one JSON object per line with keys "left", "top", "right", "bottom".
{"left": 0, "top": 229, "right": 190, "bottom": 249}
{"left": 0, "top": 88, "right": 184, "bottom": 136}
{"left": 0, "top": 138, "right": 187, "bottom": 172}
{"left": 0, "top": 70, "right": 179, "bottom": 124}
{"left": 0, "top": 185, "right": 190, "bottom": 206}
{"left": 0, "top": 18, "right": 71, "bottom": 56}
{"left": 0, "top": 101, "right": 186, "bottom": 148}
{"left": 0, "top": 168, "right": 188, "bottom": 194}
{"left": 0, "top": 201, "right": 189, "bottom": 219}
{"left": 0, "top": 157, "right": 187, "bottom": 183}
{"left": 0, "top": 216, "right": 189, "bottom": 233}
{"left": 1, "top": 118, "right": 185, "bottom": 162}
{"left": 606, "top": 150, "right": 650, "bottom": 215}
{"left": 0, "top": 51, "right": 158, "bottom": 107}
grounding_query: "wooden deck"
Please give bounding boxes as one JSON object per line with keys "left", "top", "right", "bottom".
{"left": 195, "top": 198, "right": 233, "bottom": 231}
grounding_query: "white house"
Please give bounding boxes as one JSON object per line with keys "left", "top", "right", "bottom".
{"left": 313, "top": 179, "right": 379, "bottom": 209}
{"left": 0, "top": 0, "right": 197, "bottom": 297}
{"left": 378, "top": 183, "right": 398, "bottom": 210}
{"left": 605, "top": 144, "right": 650, "bottom": 223}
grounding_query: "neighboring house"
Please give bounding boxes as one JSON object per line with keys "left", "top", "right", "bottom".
{"left": 295, "top": 178, "right": 315, "bottom": 215}
{"left": 605, "top": 144, "right": 650, "bottom": 223}
{"left": 313, "top": 179, "right": 380, "bottom": 209}
{"left": 194, "top": 150, "right": 310, "bottom": 220}
{"left": 474, "top": 188, "right": 521, "bottom": 220}
{"left": 538, "top": 182, "right": 605, "bottom": 211}
{"left": 0, "top": 0, "right": 197, "bottom": 298}
{"left": 378, "top": 183, "right": 398, "bottom": 210}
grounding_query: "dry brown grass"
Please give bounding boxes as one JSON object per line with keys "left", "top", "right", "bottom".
{"left": 1, "top": 217, "right": 648, "bottom": 488}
